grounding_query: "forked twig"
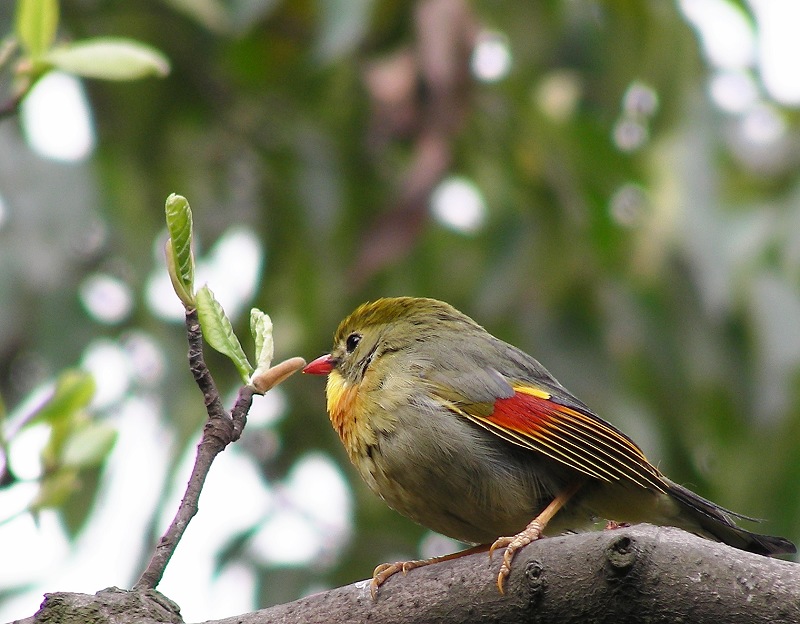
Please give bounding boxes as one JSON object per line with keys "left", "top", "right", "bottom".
{"left": 133, "top": 308, "right": 303, "bottom": 591}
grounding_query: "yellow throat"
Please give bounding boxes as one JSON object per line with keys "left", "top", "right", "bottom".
{"left": 326, "top": 370, "right": 365, "bottom": 460}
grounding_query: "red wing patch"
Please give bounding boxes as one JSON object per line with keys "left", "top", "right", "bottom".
{"left": 465, "top": 388, "right": 665, "bottom": 491}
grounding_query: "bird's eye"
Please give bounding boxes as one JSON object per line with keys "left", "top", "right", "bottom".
{"left": 345, "top": 333, "right": 361, "bottom": 353}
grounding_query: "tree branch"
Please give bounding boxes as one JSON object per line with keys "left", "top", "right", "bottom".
{"left": 211, "top": 524, "right": 800, "bottom": 624}
{"left": 26, "top": 525, "right": 799, "bottom": 624}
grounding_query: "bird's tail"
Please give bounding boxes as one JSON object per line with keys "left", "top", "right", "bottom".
{"left": 666, "top": 480, "right": 796, "bottom": 556}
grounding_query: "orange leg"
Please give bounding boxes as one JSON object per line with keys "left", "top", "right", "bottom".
{"left": 489, "top": 482, "right": 583, "bottom": 593}
{"left": 370, "top": 543, "right": 490, "bottom": 599}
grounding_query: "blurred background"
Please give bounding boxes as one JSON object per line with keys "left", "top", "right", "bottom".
{"left": 1, "top": 0, "right": 800, "bottom": 621}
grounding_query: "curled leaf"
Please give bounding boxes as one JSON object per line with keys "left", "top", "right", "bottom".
{"left": 165, "top": 240, "right": 194, "bottom": 307}
{"left": 250, "top": 308, "right": 274, "bottom": 378}
{"left": 163, "top": 194, "right": 195, "bottom": 306}
{"left": 165, "top": 195, "right": 194, "bottom": 287}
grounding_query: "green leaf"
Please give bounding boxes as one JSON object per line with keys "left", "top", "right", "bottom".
{"left": 29, "top": 370, "right": 95, "bottom": 427}
{"left": 164, "top": 193, "right": 195, "bottom": 306}
{"left": 59, "top": 465, "right": 101, "bottom": 537}
{"left": 15, "top": 0, "right": 59, "bottom": 58}
{"left": 60, "top": 422, "right": 117, "bottom": 468}
{"left": 165, "top": 194, "right": 194, "bottom": 289}
{"left": 249, "top": 308, "right": 274, "bottom": 379}
{"left": 44, "top": 37, "right": 170, "bottom": 81}
{"left": 196, "top": 285, "right": 253, "bottom": 383}
{"left": 31, "top": 469, "right": 79, "bottom": 511}
{"left": 166, "top": 240, "right": 195, "bottom": 307}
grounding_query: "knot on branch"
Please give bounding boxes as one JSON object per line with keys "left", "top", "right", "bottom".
{"left": 524, "top": 560, "right": 547, "bottom": 605}
{"left": 605, "top": 535, "right": 638, "bottom": 577}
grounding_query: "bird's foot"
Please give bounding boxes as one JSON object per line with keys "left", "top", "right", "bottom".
{"left": 370, "top": 561, "right": 417, "bottom": 599}
{"left": 370, "top": 544, "right": 490, "bottom": 599}
{"left": 489, "top": 520, "right": 544, "bottom": 594}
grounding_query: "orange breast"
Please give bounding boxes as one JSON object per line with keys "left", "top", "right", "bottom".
{"left": 326, "top": 370, "right": 366, "bottom": 459}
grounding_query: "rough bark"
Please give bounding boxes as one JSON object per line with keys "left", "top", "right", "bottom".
{"left": 18, "top": 524, "right": 800, "bottom": 624}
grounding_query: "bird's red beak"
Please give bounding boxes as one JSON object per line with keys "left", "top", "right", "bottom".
{"left": 303, "top": 354, "right": 334, "bottom": 375}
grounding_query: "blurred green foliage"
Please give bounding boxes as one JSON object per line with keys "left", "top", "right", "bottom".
{"left": 1, "top": 0, "right": 799, "bottom": 617}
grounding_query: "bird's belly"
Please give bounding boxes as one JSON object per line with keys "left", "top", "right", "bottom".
{"left": 357, "top": 414, "right": 576, "bottom": 544}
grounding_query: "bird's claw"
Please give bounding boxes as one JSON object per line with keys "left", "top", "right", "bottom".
{"left": 489, "top": 521, "right": 544, "bottom": 593}
{"left": 371, "top": 562, "right": 400, "bottom": 599}
{"left": 370, "top": 560, "right": 419, "bottom": 599}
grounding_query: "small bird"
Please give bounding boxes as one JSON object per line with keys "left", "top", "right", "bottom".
{"left": 303, "top": 297, "right": 795, "bottom": 595}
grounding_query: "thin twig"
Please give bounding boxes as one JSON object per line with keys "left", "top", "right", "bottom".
{"left": 132, "top": 309, "right": 304, "bottom": 591}
{"left": 133, "top": 308, "right": 241, "bottom": 591}
{"left": 231, "top": 385, "right": 255, "bottom": 441}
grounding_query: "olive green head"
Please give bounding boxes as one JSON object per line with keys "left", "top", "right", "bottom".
{"left": 325, "top": 297, "right": 480, "bottom": 384}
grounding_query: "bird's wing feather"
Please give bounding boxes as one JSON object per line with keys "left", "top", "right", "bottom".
{"left": 428, "top": 368, "right": 666, "bottom": 491}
